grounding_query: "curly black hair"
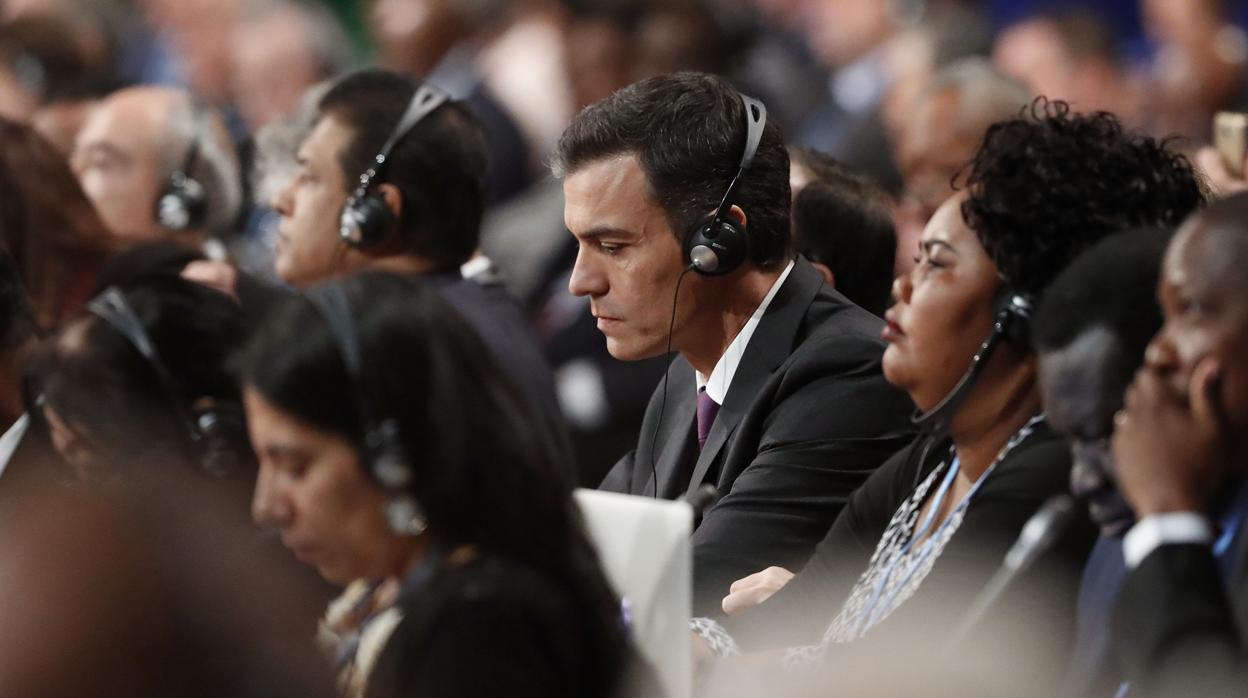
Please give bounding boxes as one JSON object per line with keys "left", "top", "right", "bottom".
{"left": 960, "top": 99, "right": 1207, "bottom": 298}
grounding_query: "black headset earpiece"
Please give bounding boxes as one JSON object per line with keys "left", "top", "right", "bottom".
{"left": 86, "top": 287, "right": 245, "bottom": 477}
{"left": 910, "top": 286, "right": 1035, "bottom": 431}
{"left": 339, "top": 84, "right": 450, "bottom": 250}
{"left": 683, "top": 92, "right": 767, "bottom": 276}
{"left": 992, "top": 288, "right": 1033, "bottom": 348}
{"left": 156, "top": 108, "right": 209, "bottom": 232}
{"left": 305, "top": 284, "right": 427, "bottom": 535}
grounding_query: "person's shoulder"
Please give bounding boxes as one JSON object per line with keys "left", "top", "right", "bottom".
{"left": 985, "top": 421, "right": 1073, "bottom": 494}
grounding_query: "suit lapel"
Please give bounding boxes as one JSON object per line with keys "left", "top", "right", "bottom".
{"left": 639, "top": 358, "right": 699, "bottom": 499}
{"left": 684, "top": 259, "right": 826, "bottom": 496}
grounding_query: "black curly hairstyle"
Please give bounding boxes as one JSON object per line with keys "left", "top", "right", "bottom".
{"left": 960, "top": 99, "right": 1207, "bottom": 299}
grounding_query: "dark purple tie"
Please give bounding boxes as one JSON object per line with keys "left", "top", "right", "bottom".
{"left": 697, "top": 388, "right": 720, "bottom": 451}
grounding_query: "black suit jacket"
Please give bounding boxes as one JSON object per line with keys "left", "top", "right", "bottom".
{"left": 1111, "top": 528, "right": 1248, "bottom": 696}
{"left": 427, "top": 273, "right": 573, "bottom": 467}
{"left": 601, "top": 258, "right": 915, "bottom": 614}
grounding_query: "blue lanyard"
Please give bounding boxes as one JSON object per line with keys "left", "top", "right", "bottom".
{"left": 853, "top": 452, "right": 1006, "bottom": 636}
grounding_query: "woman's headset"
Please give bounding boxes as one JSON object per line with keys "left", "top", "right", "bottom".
{"left": 86, "top": 287, "right": 246, "bottom": 476}
{"left": 681, "top": 92, "right": 768, "bottom": 276}
{"left": 338, "top": 85, "right": 450, "bottom": 250}
{"left": 305, "top": 283, "right": 426, "bottom": 535}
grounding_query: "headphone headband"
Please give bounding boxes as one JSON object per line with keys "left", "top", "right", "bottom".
{"left": 684, "top": 91, "right": 768, "bottom": 276}
{"left": 339, "top": 84, "right": 450, "bottom": 248}
{"left": 85, "top": 286, "right": 245, "bottom": 476}
{"left": 305, "top": 284, "right": 425, "bottom": 532}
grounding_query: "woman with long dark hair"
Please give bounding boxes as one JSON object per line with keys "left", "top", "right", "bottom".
{"left": 243, "top": 271, "right": 643, "bottom": 697}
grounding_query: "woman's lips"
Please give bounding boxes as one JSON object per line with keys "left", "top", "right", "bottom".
{"left": 882, "top": 312, "right": 905, "bottom": 342}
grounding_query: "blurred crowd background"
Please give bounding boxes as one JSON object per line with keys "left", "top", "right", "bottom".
{"left": 3, "top": 0, "right": 1248, "bottom": 484}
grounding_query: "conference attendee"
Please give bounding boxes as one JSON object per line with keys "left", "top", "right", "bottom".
{"left": 891, "top": 58, "right": 1029, "bottom": 277}
{"left": 244, "top": 272, "right": 649, "bottom": 697}
{"left": 554, "top": 71, "right": 916, "bottom": 615}
{"left": 268, "top": 68, "right": 569, "bottom": 467}
{"left": 1030, "top": 228, "right": 1174, "bottom": 697}
{"left": 17, "top": 277, "right": 332, "bottom": 695}
{"left": 787, "top": 148, "right": 895, "bottom": 317}
{"left": 1110, "top": 192, "right": 1248, "bottom": 696}
{"left": 71, "top": 85, "right": 242, "bottom": 251}
{"left": 367, "top": 0, "right": 532, "bottom": 203}
{"left": 0, "top": 116, "right": 114, "bottom": 332}
{"left": 696, "top": 102, "right": 1204, "bottom": 694}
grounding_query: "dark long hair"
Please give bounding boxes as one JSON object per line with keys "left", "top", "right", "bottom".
{"left": 0, "top": 117, "right": 114, "bottom": 330}
{"left": 28, "top": 277, "right": 246, "bottom": 473}
{"left": 240, "top": 272, "right": 627, "bottom": 681}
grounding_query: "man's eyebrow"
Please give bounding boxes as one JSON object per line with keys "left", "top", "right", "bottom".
{"left": 571, "top": 226, "right": 637, "bottom": 239}
{"left": 920, "top": 239, "right": 958, "bottom": 255}
{"left": 81, "top": 142, "right": 129, "bottom": 162}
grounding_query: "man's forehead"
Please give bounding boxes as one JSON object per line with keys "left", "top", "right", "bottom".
{"left": 563, "top": 153, "right": 656, "bottom": 232}
{"left": 1171, "top": 220, "right": 1248, "bottom": 292}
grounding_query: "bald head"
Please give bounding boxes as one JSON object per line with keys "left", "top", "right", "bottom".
{"left": 1173, "top": 191, "right": 1248, "bottom": 292}
{"left": 72, "top": 86, "right": 240, "bottom": 241}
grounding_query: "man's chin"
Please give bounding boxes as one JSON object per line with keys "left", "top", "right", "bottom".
{"left": 604, "top": 336, "right": 664, "bottom": 363}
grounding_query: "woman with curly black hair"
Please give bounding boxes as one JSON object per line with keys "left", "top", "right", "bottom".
{"left": 690, "top": 100, "right": 1206, "bottom": 695}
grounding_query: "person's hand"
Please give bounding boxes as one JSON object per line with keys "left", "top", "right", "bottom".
{"left": 1195, "top": 145, "right": 1248, "bottom": 198}
{"left": 721, "top": 566, "right": 793, "bottom": 615}
{"left": 1113, "top": 358, "right": 1231, "bottom": 517}
{"left": 181, "top": 260, "right": 239, "bottom": 301}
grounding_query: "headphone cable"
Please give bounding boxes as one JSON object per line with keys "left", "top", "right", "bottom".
{"left": 647, "top": 266, "right": 693, "bottom": 498}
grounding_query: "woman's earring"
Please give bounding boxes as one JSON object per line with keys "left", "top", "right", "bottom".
{"left": 385, "top": 495, "right": 427, "bottom": 536}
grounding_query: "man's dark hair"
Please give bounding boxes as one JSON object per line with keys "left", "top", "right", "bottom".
{"left": 790, "top": 150, "right": 895, "bottom": 316}
{"left": 1032, "top": 227, "right": 1171, "bottom": 362}
{"left": 318, "top": 69, "right": 488, "bottom": 271}
{"left": 0, "top": 246, "right": 35, "bottom": 354}
{"left": 552, "top": 71, "right": 791, "bottom": 269}
{"left": 961, "top": 99, "right": 1206, "bottom": 299}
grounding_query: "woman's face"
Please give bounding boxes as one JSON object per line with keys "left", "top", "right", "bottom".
{"left": 882, "top": 193, "right": 1003, "bottom": 411}
{"left": 245, "top": 387, "right": 418, "bottom": 586}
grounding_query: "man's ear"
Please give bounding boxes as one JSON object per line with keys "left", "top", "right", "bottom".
{"left": 725, "top": 204, "right": 748, "bottom": 229}
{"left": 375, "top": 183, "right": 403, "bottom": 222}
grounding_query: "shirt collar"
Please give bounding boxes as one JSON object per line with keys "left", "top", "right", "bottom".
{"left": 0, "top": 413, "right": 29, "bottom": 480}
{"left": 696, "top": 260, "right": 795, "bottom": 404}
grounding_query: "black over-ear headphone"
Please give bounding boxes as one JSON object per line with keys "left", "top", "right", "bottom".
{"left": 86, "top": 287, "right": 245, "bottom": 476}
{"left": 911, "top": 288, "right": 1034, "bottom": 431}
{"left": 155, "top": 107, "right": 209, "bottom": 232}
{"left": 305, "top": 283, "right": 427, "bottom": 535}
{"left": 339, "top": 84, "right": 450, "bottom": 250}
{"left": 682, "top": 92, "right": 768, "bottom": 276}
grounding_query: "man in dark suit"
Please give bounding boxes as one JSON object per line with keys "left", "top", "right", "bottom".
{"left": 265, "top": 69, "right": 570, "bottom": 464}
{"left": 553, "top": 72, "right": 915, "bottom": 615}
{"left": 1111, "top": 193, "right": 1248, "bottom": 695}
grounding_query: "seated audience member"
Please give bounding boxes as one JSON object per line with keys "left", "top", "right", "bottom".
{"left": 696, "top": 101, "right": 1205, "bottom": 694}
{"left": 1030, "top": 227, "right": 1175, "bottom": 696}
{"left": 788, "top": 148, "right": 896, "bottom": 316}
{"left": 243, "top": 272, "right": 650, "bottom": 697}
{"left": 892, "top": 58, "right": 1029, "bottom": 277}
{"left": 553, "top": 71, "right": 916, "bottom": 615}
{"left": 269, "top": 69, "right": 569, "bottom": 466}
{"left": 1110, "top": 192, "right": 1248, "bottom": 696}
{"left": 17, "top": 278, "right": 332, "bottom": 695}
{"left": 71, "top": 86, "right": 242, "bottom": 253}
{"left": 0, "top": 117, "right": 114, "bottom": 331}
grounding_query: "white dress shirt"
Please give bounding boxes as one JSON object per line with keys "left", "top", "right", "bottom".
{"left": 1122, "top": 511, "right": 1214, "bottom": 569}
{"left": 0, "top": 413, "right": 29, "bottom": 480}
{"left": 696, "top": 261, "right": 796, "bottom": 404}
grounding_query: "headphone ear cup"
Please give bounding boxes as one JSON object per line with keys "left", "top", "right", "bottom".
{"left": 340, "top": 193, "right": 395, "bottom": 249}
{"left": 992, "top": 290, "right": 1033, "bottom": 347}
{"left": 684, "top": 217, "right": 748, "bottom": 276}
{"left": 191, "top": 400, "right": 248, "bottom": 477}
{"left": 156, "top": 174, "right": 208, "bottom": 231}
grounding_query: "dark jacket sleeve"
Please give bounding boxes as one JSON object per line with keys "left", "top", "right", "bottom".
{"left": 1112, "top": 543, "right": 1246, "bottom": 697}
{"left": 600, "top": 450, "right": 636, "bottom": 494}
{"left": 722, "top": 427, "right": 1093, "bottom": 693}
{"left": 689, "top": 329, "right": 916, "bottom": 615}
{"left": 717, "top": 437, "right": 926, "bottom": 650}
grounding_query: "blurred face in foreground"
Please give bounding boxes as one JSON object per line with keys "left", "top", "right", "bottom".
{"left": 246, "top": 386, "right": 419, "bottom": 586}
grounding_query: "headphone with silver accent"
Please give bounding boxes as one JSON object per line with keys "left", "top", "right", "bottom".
{"left": 338, "top": 84, "right": 450, "bottom": 250}
{"left": 86, "top": 286, "right": 246, "bottom": 477}
{"left": 682, "top": 92, "right": 768, "bottom": 276}
{"left": 305, "top": 283, "right": 426, "bottom": 535}
{"left": 156, "top": 126, "right": 208, "bottom": 232}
